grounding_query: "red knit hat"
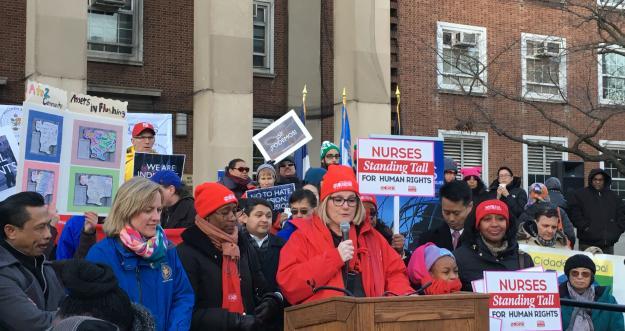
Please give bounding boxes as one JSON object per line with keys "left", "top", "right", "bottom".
{"left": 360, "top": 194, "right": 377, "bottom": 208}
{"left": 194, "top": 182, "right": 238, "bottom": 218}
{"left": 320, "top": 165, "right": 359, "bottom": 201}
{"left": 475, "top": 199, "right": 509, "bottom": 229}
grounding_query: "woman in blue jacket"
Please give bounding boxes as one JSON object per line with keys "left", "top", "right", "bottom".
{"left": 560, "top": 254, "right": 624, "bottom": 331}
{"left": 87, "top": 177, "right": 194, "bottom": 331}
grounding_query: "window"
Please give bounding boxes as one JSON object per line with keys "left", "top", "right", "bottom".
{"left": 436, "top": 22, "right": 487, "bottom": 94}
{"left": 598, "top": 46, "right": 625, "bottom": 104}
{"left": 88, "top": 0, "right": 143, "bottom": 65}
{"left": 522, "top": 135, "right": 567, "bottom": 190}
{"left": 598, "top": 0, "right": 625, "bottom": 9}
{"left": 253, "top": 0, "right": 274, "bottom": 75}
{"left": 521, "top": 33, "right": 567, "bottom": 102}
{"left": 253, "top": 117, "right": 274, "bottom": 171}
{"left": 439, "top": 130, "right": 489, "bottom": 180}
{"left": 600, "top": 140, "right": 625, "bottom": 199}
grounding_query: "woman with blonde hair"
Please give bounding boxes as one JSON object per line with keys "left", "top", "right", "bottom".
{"left": 277, "top": 165, "right": 413, "bottom": 304}
{"left": 87, "top": 177, "right": 194, "bottom": 331}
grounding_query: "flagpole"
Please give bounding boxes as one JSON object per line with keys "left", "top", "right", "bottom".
{"left": 395, "top": 85, "right": 401, "bottom": 135}
{"left": 302, "top": 84, "right": 308, "bottom": 117}
{"left": 342, "top": 87, "right": 347, "bottom": 107}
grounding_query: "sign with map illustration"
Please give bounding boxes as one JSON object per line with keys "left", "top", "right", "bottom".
{"left": 67, "top": 166, "right": 119, "bottom": 213}
{"left": 22, "top": 161, "right": 59, "bottom": 206}
{"left": 24, "top": 110, "right": 63, "bottom": 163}
{"left": 71, "top": 120, "right": 123, "bottom": 168}
{"left": 0, "top": 127, "right": 20, "bottom": 201}
{"left": 133, "top": 153, "right": 185, "bottom": 179}
{"left": 0, "top": 105, "right": 23, "bottom": 142}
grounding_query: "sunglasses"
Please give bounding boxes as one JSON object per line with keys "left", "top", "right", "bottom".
{"left": 570, "top": 270, "right": 592, "bottom": 278}
{"left": 280, "top": 163, "right": 295, "bottom": 168}
{"left": 291, "top": 208, "right": 309, "bottom": 216}
{"left": 233, "top": 167, "right": 250, "bottom": 173}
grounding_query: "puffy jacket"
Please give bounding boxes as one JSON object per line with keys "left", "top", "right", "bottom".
{"left": 277, "top": 215, "right": 413, "bottom": 305}
{"left": 454, "top": 221, "right": 534, "bottom": 291}
{"left": 568, "top": 168, "right": 625, "bottom": 247}
{"left": 560, "top": 283, "right": 624, "bottom": 331}
{"left": 517, "top": 202, "right": 576, "bottom": 246}
{"left": 56, "top": 216, "right": 86, "bottom": 260}
{"left": 0, "top": 242, "right": 65, "bottom": 331}
{"left": 162, "top": 196, "right": 196, "bottom": 229}
{"left": 86, "top": 237, "right": 194, "bottom": 331}
{"left": 176, "top": 225, "right": 274, "bottom": 330}
{"left": 516, "top": 221, "right": 569, "bottom": 249}
{"left": 487, "top": 177, "right": 528, "bottom": 220}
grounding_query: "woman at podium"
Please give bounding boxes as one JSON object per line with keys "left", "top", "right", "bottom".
{"left": 277, "top": 165, "right": 413, "bottom": 305}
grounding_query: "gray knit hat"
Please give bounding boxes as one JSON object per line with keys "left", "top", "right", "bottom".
{"left": 256, "top": 163, "right": 276, "bottom": 177}
{"left": 545, "top": 177, "right": 561, "bottom": 191}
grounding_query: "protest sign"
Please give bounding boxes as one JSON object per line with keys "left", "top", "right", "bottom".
{"left": 246, "top": 183, "right": 296, "bottom": 211}
{"left": 0, "top": 127, "right": 19, "bottom": 201}
{"left": 133, "top": 153, "right": 185, "bottom": 179}
{"left": 68, "top": 93, "right": 128, "bottom": 120}
{"left": 25, "top": 80, "right": 68, "bottom": 110}
{"left": 0, "top": 105, "right": 23, "bottom": 142}
{"left": 17, "top": 94, "right": 127, "bottom": 214}
{"left": 472, "top": 266, "right": 545, "bottom": 293}
{"left": 484, "top": 271, "right": 562, "bottom": 331}
{"left": 252, "top": 110, "right": 312, "bottom": 163}
{"left": 126, "top": 113, "right": 173, "bottom": 154}
{"left": 357, "top": 138, "right": 435, "bottom": 197}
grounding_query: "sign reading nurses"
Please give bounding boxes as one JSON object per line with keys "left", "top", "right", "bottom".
{"left": 484, "top": 271, "right": 562, "bottom": 331}
{"left": 357, "top": 138, "right": 435, "bottom": 196}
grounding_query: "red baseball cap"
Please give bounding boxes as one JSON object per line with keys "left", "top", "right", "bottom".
{"left": 132, "top": 122, "right": 155, "bottom": 137}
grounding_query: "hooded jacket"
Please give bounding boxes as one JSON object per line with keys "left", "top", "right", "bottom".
{"left": 86, "top": 237, "right": 195, "bottom": 331}
{"left": 277, "top": 215, "right": 413, "bottom": 305}
{"left": 453, "top": 218, "right": 534, "bottom": 291}
{"left": 568, "top": 168, "right": 625, "bottom": 247}
{"left": 516, "top": 220, "right": 569, "bottom": 249}
{"left": 0, "top": 241, "right": 65, "bottom": 331}
{"left": 487, "top": 177, "right": 528, "bottom": 220}
{"left": 560, "top": 282, "right": 624, "bottom": 331}
{"left": 517, "top": 202, "right": 576, "bottom": 247}
{"left": 545, "top": 177, "right": 568, "bottom": 210}
{"left": 161, "top": 196, "right": 196, "bottom": 229}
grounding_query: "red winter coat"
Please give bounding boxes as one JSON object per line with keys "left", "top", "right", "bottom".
{"left": 277, "top": 214, "right": 413, "bottom": 305}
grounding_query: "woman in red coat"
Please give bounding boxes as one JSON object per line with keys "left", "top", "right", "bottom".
{"left": 277, "top": 165, "right": 413, "bottom": 305}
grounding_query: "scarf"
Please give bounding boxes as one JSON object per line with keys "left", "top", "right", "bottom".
{"left": 566, "top": 282, "right": 595, "bottom": 331}
{"left": 480, "top": 236, "right": 509, "bottom": 257}
{"left": 425, "top": 278, "right": 463, "bottom": 295}
{"left": 226, "top": 172, "right": 251, "bottom": 188}
{"left": 119, "top": 225, "right": 167, "bottom": 262}
{"left": 194, "top": 216, "right": 244, "bottom": 313}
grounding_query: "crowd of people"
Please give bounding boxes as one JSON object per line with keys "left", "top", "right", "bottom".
{"left": 0, "top": 123, "right": 623, "bottom": 330}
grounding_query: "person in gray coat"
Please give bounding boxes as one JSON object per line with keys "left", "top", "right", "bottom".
{"left": 0, "top": 192, "right": 65, "bottom": 331}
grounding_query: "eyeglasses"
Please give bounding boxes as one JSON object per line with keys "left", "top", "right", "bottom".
{"left": 325, "top": 154, "right": 340, "bottom": 160}
{"left": 280, "top": 163, "right": 295, "bottom": 168}
{"left": 571, "top": 270, "right": 592, "bottom": 278}
{"left": 329, "top": 195, "right": 359, "bottom": 207}
{"left": 291, "top": 208, "right": 309, "bottom": 216}
{"left": 134, "top": 135, "right": 155, "bottom": 141}
{"left": 233, "top": 167, "right": 250, "bottom": 173}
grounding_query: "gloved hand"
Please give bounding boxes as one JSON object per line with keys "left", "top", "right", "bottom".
{"left": 235, "top": 314, "right": 262, "bottom": 331}
{"left": 254, "top": 294, "right": 282, "bottom": 324}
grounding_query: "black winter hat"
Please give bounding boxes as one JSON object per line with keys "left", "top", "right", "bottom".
{"left": 564, "top": 254, "right": 596, "bottom": 277}
{"left": 61, "top": 260, "right": 119, "bottom": 299}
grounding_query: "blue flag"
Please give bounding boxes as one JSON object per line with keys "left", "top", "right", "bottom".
{"left": 294, "top": 107, "right": 310, "bottom": 179}
{"left": 340, "top": 104, "right": 352, "bottom": 167}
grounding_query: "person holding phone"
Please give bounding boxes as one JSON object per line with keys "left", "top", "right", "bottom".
{"left": 487, "top": 166, "right": 528, "bottom": 220}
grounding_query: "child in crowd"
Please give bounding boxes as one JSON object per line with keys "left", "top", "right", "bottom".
{"left": 406, "top": 242, "right": 462, "bottom": 295}
{"left": 256, "top": 163, "right": 276, "bottom": 189}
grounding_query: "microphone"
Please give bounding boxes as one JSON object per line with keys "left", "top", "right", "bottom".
{"left": 340, "top": 221, "right": 351, "bottom": 273}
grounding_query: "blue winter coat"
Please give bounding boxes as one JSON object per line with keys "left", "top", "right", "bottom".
{"left": 560, "top": 282, "right": 624, "bottom": 331}
{"left": 87, "top": 237, "right": 195, "bottom": 331}
{"left": 56, "top": 216, "right": 85, "bottom": 260}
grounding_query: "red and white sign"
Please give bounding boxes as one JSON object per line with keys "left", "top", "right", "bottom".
{"left": 357, "top": 138, "right": 435, "bottom": 196}
{"left": 484, "top": 271, "right": 562, "bottom": 331}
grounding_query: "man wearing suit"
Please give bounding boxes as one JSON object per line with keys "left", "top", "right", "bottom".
{"left": 418, "top": 181, "right": 473, "bottom": 251}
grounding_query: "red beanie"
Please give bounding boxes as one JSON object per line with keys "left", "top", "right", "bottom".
{"left": 320, "top": 165, "right": 359, "bottom": 201}
{"left": 194, "top": 182, "right": 238, "bottom": 218}
{"left": 360, "top": 194, "right": 377, "bottom": 208}
{"left": 475, "top": 199, "right": 509, "bottom": 229}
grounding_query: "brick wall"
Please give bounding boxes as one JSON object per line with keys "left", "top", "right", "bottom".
{"left": 87, "top": 0, "right": 194, "bottom": 174}
{"left": 0, "top": 1, "right": 26, "bottom": 105}
{"left": 398, "top": 0, "right": 625, "bottom": 180}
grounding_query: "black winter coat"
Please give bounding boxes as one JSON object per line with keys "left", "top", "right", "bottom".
{"left": 487, "top": 177, "right": 528, "bottom": 220}
{"left": 161, "top": 196, "right": 196, "bottom": 229}
{"left": 417, "top": 222, "right": 468, "bottom": 252}
{"left": 470, "top": 179, "right": 489, "bottom": 208}
{"left": 176, "top": 225, "right": 272, "bottom": 331}
{"left": 245, "top": 231, "right": 285, "bottom": 292}
{"left": 568, "top": 168, "right": 625, "bottom": 247}
{"left": 454, "top": 221, "right": 533, "bottom": 291}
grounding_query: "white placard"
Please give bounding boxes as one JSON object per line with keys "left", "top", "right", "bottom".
{"left": 252, "top": 109, "right": 312, "bottom": 163}
{"left": 25, "top": 80, "right": 68, "bottom": 110}
{"left": 125, "top": 113, "right": 173, "bottom": 154}
{"left": 0, "top": 126, "right": 20, "bottom": 201}
{"left": 0, "top": 105, "right": 23, "bottom": 142}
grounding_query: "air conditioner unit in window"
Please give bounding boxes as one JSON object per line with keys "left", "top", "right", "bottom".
{"left": 451, "top": 32, "right": 478, "bottom": 48}
{"left": 89, "top": 0, "right": 128, "bottom": 13}
{"left": 534, "top": 42, "right": 560, "bottom": 58}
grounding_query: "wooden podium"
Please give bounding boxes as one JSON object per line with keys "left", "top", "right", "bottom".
{"left": 284, "top": 292, "right": 490, "bottom": 330}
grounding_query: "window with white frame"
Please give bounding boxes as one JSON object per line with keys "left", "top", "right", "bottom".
{"left": 521, "top": 33, "right": 567, "bottom": 102}
{"left": 436, "top": 22, "right": 487, "bottom": 94}
{"left": 439, "top": 130, "right": 488, "bottom": 180}
{"left": 253, "top": 0, "right": 274, "bottom": 75}
{"left": 522, "top": 136, "right": 567, "bottom": 189}
{"left": 88, "top": 0, "right": 143, "bottom": 65}
{"left": 600, "top": 141, "right": 625, "bottom": 199}
{"left": 598, "top": 46, "right": 625, "bottom": 104}
{"left": 598, "top": 0, "right": 625, "bottom": 9}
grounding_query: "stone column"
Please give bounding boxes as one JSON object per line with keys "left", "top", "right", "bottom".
{"left": 25, "top": 0, "right": 87, "bottom": 93}
{"left": 333, "top": 0, "right": 391, "bottom": 144}
{"left": 193, "top": 0, "right": 253, "bottom": 183}
{"left": 288, "top": 0, "right": 322, "bottom": 167}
